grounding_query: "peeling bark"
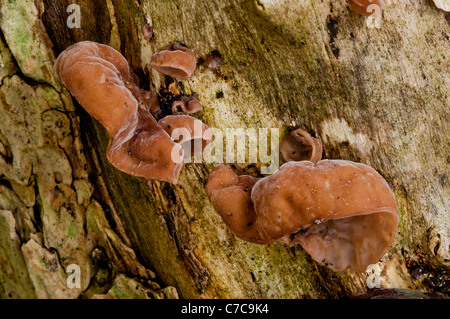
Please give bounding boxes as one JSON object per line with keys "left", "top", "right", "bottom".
{"left": 0, "top": 0, "right": 448, "bottom": 299}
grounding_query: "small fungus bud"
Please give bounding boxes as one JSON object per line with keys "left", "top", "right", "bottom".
{"left": 204, "top": 50, "right": 224, "bottom": 69}
{"left": 142, "top": 24, "right": 153, "bottom": 41}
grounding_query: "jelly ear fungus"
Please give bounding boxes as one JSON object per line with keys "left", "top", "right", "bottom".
{"left": 55, "top": 41, "right": 210, "bottom": 184}
{"left": 207, "top": 129, "right": 398, "bottom": 272}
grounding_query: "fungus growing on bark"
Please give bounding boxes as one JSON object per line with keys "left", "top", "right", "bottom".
{"left": 171, "top": 94, "right": 203, "bottom": 114}
{"left": 54, "top": 41, "right": 187, "bottom": 184}
{"left": 280, "top": 128, "right": 322, "bottom": 163}
{"left": 348, "top": 0, "right": 382, "bottom": 17}
{"left": 253, "top": 160, "right": 398, "bottom": 272}
{"left": 204, "top": 50, "right": 224, "bottom": 69}
{"left": 206, "top": 165, "right": 262, "bottom": 243}
{"left": 207, "top": 129, "right": 398, "bottom": 272}
{"left": 150, "top": 42, "right": 197, "bottom": 80}
{"left": 142, "top": 24, "right": 153, "bottom": 41}
{"left": 159, "top": 115, "right": 212, "bottom": 162}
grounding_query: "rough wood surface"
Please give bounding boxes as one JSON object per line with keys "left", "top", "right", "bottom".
{"left": 0, "top": 0, "right": 448, "bottom": 299}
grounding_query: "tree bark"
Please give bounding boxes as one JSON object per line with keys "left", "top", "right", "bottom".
{"left": 0, "top": 0, "right": 448, "bottom": 299}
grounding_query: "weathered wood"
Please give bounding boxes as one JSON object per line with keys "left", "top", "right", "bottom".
{"left": 0, "top": 0, "right": 448, "bottom": 299}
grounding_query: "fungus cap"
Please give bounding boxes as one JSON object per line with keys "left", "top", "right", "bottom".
{"left": 204, "top": 51, "right": 224, "bottom": 69}
{"left": 280, "top": 128, "right": 322, "bottom": 163}
{"left": 206, "top": 165, "right": 262, "bottom": 243}
{"left": 172, "top": 95, "right": 203, "bottom": 114}
{"left": 55, "top": 41, "right": 184, "bottom": 184}
{"left": 252, "top": 160, "right": 398, "bottom": 272}
{"left": 108, "top": 109, "right": 184, "bottom": 184}
{"left": 54, "top": 41, "right": 140, "bottom": 138}
{"left": 150, "top": 42, "right": 197, "bottom": 80}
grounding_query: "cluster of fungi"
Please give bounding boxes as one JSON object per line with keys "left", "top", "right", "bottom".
{"left": 207, "top": 129, "right": 398, "bottom": 272}
{"left": 55, "top": 41, "right": 211, "bottom": 184}
{"left": 54, "top": 1, "right": 397, "bottom": 273}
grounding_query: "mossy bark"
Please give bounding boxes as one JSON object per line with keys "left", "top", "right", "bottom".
{"left": 0, "top": 0, "right": 448, "bottom": 299}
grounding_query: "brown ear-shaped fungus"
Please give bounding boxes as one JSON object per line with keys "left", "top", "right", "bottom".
{"left": 150, "top": 42, "right": 197, "bottom": 80}
{"left": 55, "top": 41, "right": 183, "bottom": 184}
{"left": 159, "top": 115, "right": 212, "bottom": 162}
{"left": 54, "top": 41, "right": 139, "bottom": 138}
{"left": 280, "top": 128, "right": 322, "bottom": 163}
{"left": 109, "top": 108, "right": 183, "bottom": 183}
{"left": 348, "top": 0, "right": 382, "bottom": 17}
{"left": 172, "top": 95, "right": 203, "bottom": 114}
{"left": 204, "top": 50, "right": 224, "bottom": 69}
{"left": 206, "top": 128, "right": 398, "bottom": 272}
{"left": 252, "top": 160, "right": 398, "bottom": 272}
{"left": 206, "top": 165, "right": 263, "bottom": 243}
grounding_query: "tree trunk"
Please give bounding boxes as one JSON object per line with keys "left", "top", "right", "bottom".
{"left": 0, "top": 0, "right": 448, "bottom": 299}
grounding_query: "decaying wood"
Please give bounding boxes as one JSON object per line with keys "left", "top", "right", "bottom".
{"left": 0, "top": 0, "right": 448, "bottom": 298}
